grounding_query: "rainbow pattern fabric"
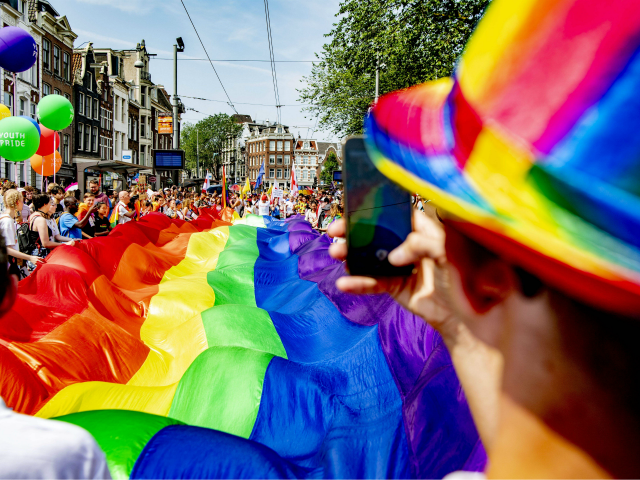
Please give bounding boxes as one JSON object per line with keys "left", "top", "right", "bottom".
{"left": 365, "top": 0, "right": 640, "bottom": 317}
{"left": 0, "top": 210, "right": 484, "bottom": 479}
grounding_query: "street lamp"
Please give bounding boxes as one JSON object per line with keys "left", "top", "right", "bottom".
{"left": 173, "top": 38, "right": 184, "bottom": 150}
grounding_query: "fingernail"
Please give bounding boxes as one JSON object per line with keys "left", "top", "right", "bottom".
{"left": 387, "top": 248, "right": 405, "bottom": 265}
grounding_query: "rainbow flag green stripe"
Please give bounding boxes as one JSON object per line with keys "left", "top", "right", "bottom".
{"left": 0, "top": 212, "right": 484, "bottom": 479}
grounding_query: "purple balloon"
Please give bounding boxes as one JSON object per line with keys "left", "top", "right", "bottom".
{"left": 0, "top": 27, "right": 36, "bottom": 73}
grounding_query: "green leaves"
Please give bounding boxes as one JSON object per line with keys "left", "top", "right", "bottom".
{"left": 298, "top": 0, "right": 490, "bottom": 137}
{"left": 181, "top": 114, "right": 243, "bottom": 175}
{"left": 320, "top": 151, "right": 340, "bottom": 185}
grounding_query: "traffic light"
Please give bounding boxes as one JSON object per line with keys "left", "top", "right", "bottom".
{"left": 313, "top": 176, "right": 318, "bottom": 188}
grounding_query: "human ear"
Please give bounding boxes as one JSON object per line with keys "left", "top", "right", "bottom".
{"left": 468, "top": 259, "right": 515, "bottom": 314}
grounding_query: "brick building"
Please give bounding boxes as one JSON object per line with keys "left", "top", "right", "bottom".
{"left": 37, "top": 0, "right": 76, "bottom": 186}
{"left": 0, "top": 0, "right": 41, "bottom": 185}
{"left": 72, "top": 43, "right": 102, "bottom": 191}
{"left": 246, "top": 122, "right": 294, "bottom": 189}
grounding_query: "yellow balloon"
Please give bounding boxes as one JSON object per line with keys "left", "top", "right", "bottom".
{"left": 0, "top": 104, "right": 10, "bottom": 121}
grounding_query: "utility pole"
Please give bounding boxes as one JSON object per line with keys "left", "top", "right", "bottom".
{"left": 173, "top": 37, "right": 184, "bottom": 150}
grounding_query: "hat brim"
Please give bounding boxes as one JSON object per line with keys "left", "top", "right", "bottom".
{"left": 365, "top": 81, "right": 640, "bottom": 317}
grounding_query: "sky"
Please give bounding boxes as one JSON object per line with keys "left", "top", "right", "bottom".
{"left": 51, "top": 0, "right": 343, "bottom": 141}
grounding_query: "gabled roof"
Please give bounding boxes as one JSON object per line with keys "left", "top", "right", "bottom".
{"left": 72, "top": 52, "right": 82, "bottom": 76}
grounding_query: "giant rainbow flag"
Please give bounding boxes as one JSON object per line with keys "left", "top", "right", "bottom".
{"left": 0, "top": 209, "right": 484, "bottom": 478}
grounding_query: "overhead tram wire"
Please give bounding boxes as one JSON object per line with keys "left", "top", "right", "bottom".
{"left": 181, "top": 94, "right": 310, "bottom": 107}
{"left": 179, "top": 0, "right": 238, "bottom": 114}
{"left": 263, "top": 0, "right": 282, "bottom": 124}
{"left": 155, "top": 58, "right": 316, "bottom": 63}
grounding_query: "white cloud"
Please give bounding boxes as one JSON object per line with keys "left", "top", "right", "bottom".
{"left": 73, "top": 29, "right": 135, "bottom": 48}
{"left": 73, "top": 0, "right": 153, "bottom": 14}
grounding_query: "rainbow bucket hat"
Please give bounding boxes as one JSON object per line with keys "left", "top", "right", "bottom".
{"left": 365, "top": 0, "right": 640, "bottom": 316}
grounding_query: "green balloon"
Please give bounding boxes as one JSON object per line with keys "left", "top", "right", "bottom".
{"left": 37, "top": 94, "right": 74, "bottom": 131}
{"left": 0, "top": 116, "right": 40, "bottom": 162}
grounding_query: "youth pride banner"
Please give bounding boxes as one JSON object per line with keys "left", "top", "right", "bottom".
{"left": 0, "top": 209, "right": 485, "bottom": 479}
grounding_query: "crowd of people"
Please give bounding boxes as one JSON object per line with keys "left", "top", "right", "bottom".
{"left": 0, "top": 176, "right": 366, "bottom": 279}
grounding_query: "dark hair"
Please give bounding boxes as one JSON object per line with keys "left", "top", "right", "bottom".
{"left": 32, "top": 193, "right": 51, "bottom": 211}
{"left": 63, "top": 196, "right": 78, "bottom": 208}
{"left": 51, "top": 186, "right": 64, "bottom": 195}
{"left": 89, "top": 179, "right": 99, "bottom": 186}
{"left": 95, "top": 202, "right": 107, "bottom": 210}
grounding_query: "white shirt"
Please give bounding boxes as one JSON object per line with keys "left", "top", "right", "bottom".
{"left": 46, "top": 217, "right": 59, "bottom": 242}
{"left": 117, "top": 201, "right": 131, "bottom": 224}
{"left": 0, "top": 214, "right": 18, "bottom": 250}
{"left": 0, "top": 397, "right": 112, "bottom": 479}
{"left": 285, "top": 200, "right": 294, "bottom": 214}
{"left": 258, "top": 200, "right": 270, "bottom": 216}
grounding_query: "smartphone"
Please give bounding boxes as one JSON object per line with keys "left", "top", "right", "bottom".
{"left": 343, "top": 136, "right": 413, "bottom": 277}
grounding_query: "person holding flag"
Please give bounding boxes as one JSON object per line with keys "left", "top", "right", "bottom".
{"left": 290, "top": 164, "right": 298, "bottom": 197}
{"left": 202, "top": 172, "right": 212, "bottom": 193}
{"left": 221, "top": 166, "right": 227, "bottom": 209}
{"left": 255, "top": 161, "right": 265, "bottom": 192}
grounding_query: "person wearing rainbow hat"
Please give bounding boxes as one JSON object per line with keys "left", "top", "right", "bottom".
{"left": 330, "top": 0, "right": 640, "bottom": 477}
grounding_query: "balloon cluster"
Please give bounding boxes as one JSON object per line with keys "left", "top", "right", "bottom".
{"left": 0, "top": 27, "right": 74, "bottom": 175}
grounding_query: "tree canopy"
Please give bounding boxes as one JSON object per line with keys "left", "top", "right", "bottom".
{"left": 181, "top": 113, "right": 242, "bottom": 178}
{"left": 320, "top": 151, "right": 340, "bottom": 185}
{"left": 298, "top": 0, "right": 490, "bottom": 137}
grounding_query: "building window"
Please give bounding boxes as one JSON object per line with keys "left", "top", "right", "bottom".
{"left": 63, "top": 52, "right": 70, "bottom": 81}
{"left": 30, "top": 103, "right": 36, "bottom": 120}
{"left": 63, "top": 135, "right": 70, "bottom": 164}
{"left": 285, "top": 140, "right": 290, "bottom": 151}
{"left": 19, "top": 98, "right": 25, "bottom": 117}
{"left": 285, "top": 168, "right": 290, "bottom": 178}
{"left": 269, "top": 168, "right": 275, "bottom": 178}
{"left": 78, "top": 93, "right": 84, "bottom": 115}
{"left": 277, "top": 140, "right": 283, "bottom": 151}
{"left": 303, "top": 141, "right": 309, "bottom": 148}
{"left": 276, "top": 155, "right": 282, "bottom": 164}
{"left": 87, "top": 72, "right": 93, "bottom": 91}
{"left": 284, "top": 155, "right": 290, "bottom": 165}
{"left": 141, "top": 86, "right": 146, "bottom": 107}
{"left": 53, "top": 88, "right": 61, "bottom": 96}
{"left": 64, "top": 93, "right": 70, "bottom": 101}
{"left": 310, "top": 156, "right": 317, "bottom": 165}
{"left": 77, "top": 123, "right": 83, "bottom": 150}
{"left": 42, "top": 39, "right": 50, "bottom": 71}
{"left": 296, "top": 168, "right": 301, "bottom": 179}
{"left": 309, "top": 169, "right": 315, "bottom": 178}
{"left": 3, "top": 93, "right": 11, "bottom": 115}
{"left": 85, "top": 96, "right": 91, "bottom": 118}
{"left": 269, "top": 155, "right": 275, "bottom": 164}
{"left": 92, "top": 127, "right": 98, "bottom": 152}
{"left": 43, "top": 83, "right": 51, "bottom": 97}
{"left": 277, "top": 127, "right": 282, "bottom": 133}
{"left": 269, "top": 140, "right": 275, "bottom": 151}
{"left": 133, "top": 119, "right": 137, "bottom": 141}
{"left": 84, "top": 125, "right": 90, "bottom": 152}
{"left": 140, "top": 116, "right": 145, "bottom": 138}
{"left": 303, "top": 171, "right": 307, "bottom": 181}
{"left": 128, "top": 117, "right": 131, "bottom": 137}
{"left": 277, "top": 169, "right": 282, "bottom": 179}
{"left": 93, "top": 99, "right": 99, "bottom": 120}
{"left": 303, "top": 156, "right": 309, "bottom": 165}
{"left": 53, "top": 45, "right": 60, "bottom": 75}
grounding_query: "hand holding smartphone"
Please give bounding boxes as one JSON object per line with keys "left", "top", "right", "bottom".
{"left": 343, "top": 137, "right": 414, "bottom": 277}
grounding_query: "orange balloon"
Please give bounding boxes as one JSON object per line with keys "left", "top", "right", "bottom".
{"left": 31, "top": 151, "right": 62, "bottom": 176}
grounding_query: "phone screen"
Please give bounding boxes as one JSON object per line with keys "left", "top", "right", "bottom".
{"left": 344, "top": 137, "right": 413, "bottom": 277}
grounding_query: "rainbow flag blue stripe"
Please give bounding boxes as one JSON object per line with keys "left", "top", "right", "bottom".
{"left": 0, "top": 212, "right": 484, "bottom": 478}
